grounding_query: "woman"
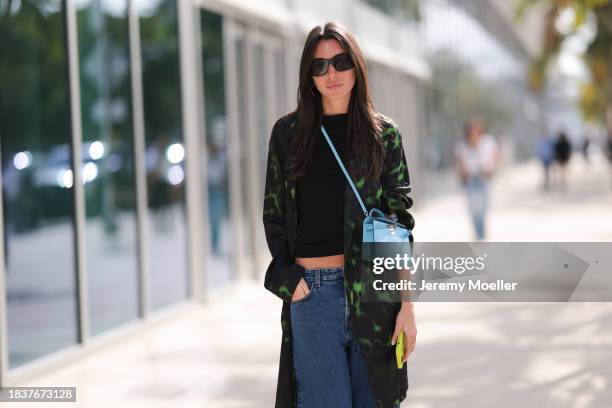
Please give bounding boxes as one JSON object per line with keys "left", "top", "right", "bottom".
{"left": 263, "top": 22, "right": 417, "bottom": 408}
{"left": 455, "top": 116, "right": 500, "bottom": 241}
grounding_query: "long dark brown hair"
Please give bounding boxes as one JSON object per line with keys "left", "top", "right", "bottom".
{"left": 288, "top": 21, "right": 385, "bottom": 182}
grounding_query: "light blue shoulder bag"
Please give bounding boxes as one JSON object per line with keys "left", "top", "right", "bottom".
{"left": 321, "top": 125, "right": 412, "bottom": 259}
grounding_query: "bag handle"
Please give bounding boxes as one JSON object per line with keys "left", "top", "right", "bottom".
{"left": 321, "top": 125, "right": 368, "bottom": 216}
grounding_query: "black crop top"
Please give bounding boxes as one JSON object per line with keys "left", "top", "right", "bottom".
{"left": 295, "top": 113, "right": 348, "bottom": 258}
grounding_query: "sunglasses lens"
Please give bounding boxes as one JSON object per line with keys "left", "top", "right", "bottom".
{"left": 311, "top": 59, "right": 328, "bottom": 76}
{"left": 333, "top": 53, "right": 354, "bottom": 71}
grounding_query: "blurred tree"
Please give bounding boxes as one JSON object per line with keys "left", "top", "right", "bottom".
{"left": 429, "top": 50, "right": 512, "bottom": 129}
{"left": 0, "top": 0, "right": 69, "bottom": 153}
{"left": 138, "top": 0, "right": 183, "bottom": 144}
{"left": 362, "top": 0, "right": 421, "bottom": 21}
{"left": 516, "top": 0, "right": 612, "bottom": 127}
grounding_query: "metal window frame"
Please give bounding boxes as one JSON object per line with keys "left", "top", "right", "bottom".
{"left": 0, "top": 135, "right": 7, "bottom": 387}
{"left": 244, "top": 28, "right": 266, "bottom": 277}
{"left": 65, "top": 0, "right": 89, "bottom": 349}
{"left": 221, "top": 16, "right": 250, "bottom": 281}
{"left": 194, "top": 4, "right": 212, "bottom": 294}
{"left": 231, "top": 22, "right": 263, "bottom": 281}
{"left": 128, "top": 0, "right": 151, "bottom": 318}
{"left": 178, "top": 0, "right": 207, "bottom": 302}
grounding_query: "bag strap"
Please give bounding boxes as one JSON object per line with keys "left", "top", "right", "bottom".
{"left": 321, "top": 125, "right": 368, "bottom": 216}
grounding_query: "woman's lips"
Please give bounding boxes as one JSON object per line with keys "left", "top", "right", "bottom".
{"left": 327, "top": 83, "right": 343, "bottom": 89}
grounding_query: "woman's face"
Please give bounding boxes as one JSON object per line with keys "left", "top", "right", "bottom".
{"left": 468, "top": 123, "right": 483, "bottom": 146}
{"left": 311, "top": 39, "right": 356, "bottom": 103}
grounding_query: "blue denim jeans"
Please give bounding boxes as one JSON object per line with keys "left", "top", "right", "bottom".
{"left": 465, "top": 175, "right": 489, "bottom": 240}
{"left": 290, "top": 266, "right": 377, "bottom": 408}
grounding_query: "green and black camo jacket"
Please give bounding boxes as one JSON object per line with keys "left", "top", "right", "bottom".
{"left": 262, "top": 111, "right": 416, "bottom": 408}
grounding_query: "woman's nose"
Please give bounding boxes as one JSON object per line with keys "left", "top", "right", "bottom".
{"left": 327, "top": 64, "right": 338, "bottom": 78}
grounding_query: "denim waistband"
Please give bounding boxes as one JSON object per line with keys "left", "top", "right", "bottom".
{"left": 302, "top": 266, "right": 344, "bottom": 288}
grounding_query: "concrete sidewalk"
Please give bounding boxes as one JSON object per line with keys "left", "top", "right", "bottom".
{"left": 1, "top": 283, "right": 282, "bottom": 408}
{"left": 4, "top": 283, "right": 611, "bottom": 408}
{"left": 2, "top": 156, "right": 611, "bottom": 408}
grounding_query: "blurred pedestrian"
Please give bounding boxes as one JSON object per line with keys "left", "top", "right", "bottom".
{"left": 455, "top": 116, "right": 500, "bottom": 241}
{"left": 581, "top": 133, "right": 591, "bottom": 164}
{"left": 607, "top": 133, "right": 612, "bottom": 189}
{"left": 206, "top": 139, "right": 228, "bottom": 256}
{"left": 553, "top": 131, "right": 572, "bottom": 190}
{"left": 535, "top": 133, "right": 554, "bottom": 191}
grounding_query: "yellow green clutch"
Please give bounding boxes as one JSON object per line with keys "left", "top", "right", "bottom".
{"left": 396, "top": 331, "right": 405, "bottom": 369}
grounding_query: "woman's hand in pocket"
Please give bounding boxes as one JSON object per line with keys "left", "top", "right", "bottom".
{"left": 291, "top": 278, "right": 311, "bottom": 302}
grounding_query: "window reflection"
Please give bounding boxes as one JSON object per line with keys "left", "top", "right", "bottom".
{"left": 0, "top": 0, "right": 78, "bottom": 368}
{"left": 201, "top": 10, "right": 232, "bottom": 286}
{"left": 75, "top": 0, "right": 139, "bottom": 335}
{"left": 138, "top": 0, "right": 188, "bottom": 309}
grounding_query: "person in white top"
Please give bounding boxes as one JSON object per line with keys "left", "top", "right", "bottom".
{"left": 455, "top": 116, "right": 500, "bottom": 240}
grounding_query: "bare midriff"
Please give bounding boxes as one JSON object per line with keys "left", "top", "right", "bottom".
{"left": 295, "top": 253, "right": 345, "bottom": 269}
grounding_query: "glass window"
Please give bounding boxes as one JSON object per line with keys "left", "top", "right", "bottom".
{"left": 75, "top": 0, "right": 139, "bottom": 335}
{"left": 0, "top": 0, "right": 78, "bottom": 368}
{"left": 138, "top": 0, "right": 188, "bottom": 309}
{"left": 200, "top": 9, "right": 232, "bottom": 286}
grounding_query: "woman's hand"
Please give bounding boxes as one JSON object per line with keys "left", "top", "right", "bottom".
{"left": 291, "top": 278, "right": 311, "bottom": 302}
{"left": 391, "top": 302, "right": 417, "bottom": 362}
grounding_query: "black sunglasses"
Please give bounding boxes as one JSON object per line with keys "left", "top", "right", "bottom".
{"left": 311, "top": 52, "right": 354, "bottom": 76}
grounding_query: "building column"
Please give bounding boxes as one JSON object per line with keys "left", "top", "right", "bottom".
{"left": 178, "top": 0, "right": 208, "bottom": 302}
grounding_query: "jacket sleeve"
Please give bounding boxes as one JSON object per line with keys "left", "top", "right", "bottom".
{"left": 380, "top": 124, "right": 416, "bottom": 250}
{"left": 262, "top": 122, "right": 305, "bottom": 302}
